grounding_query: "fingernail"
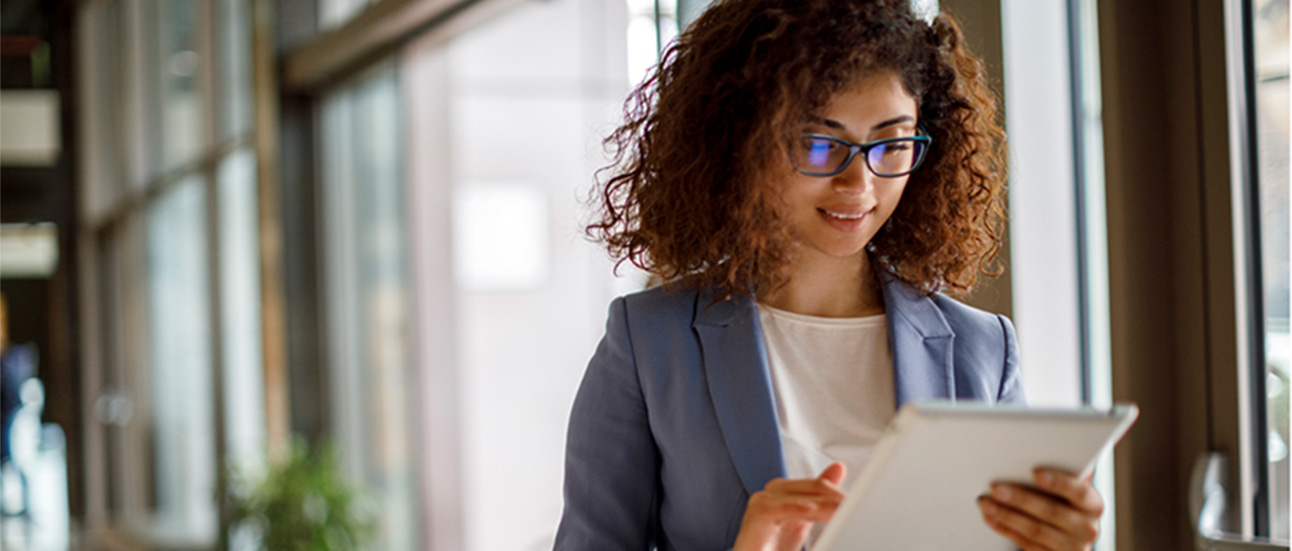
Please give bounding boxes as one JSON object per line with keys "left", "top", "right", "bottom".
{"left": 992, "top": 485, "right": 1012, "bottom": 501}
{"left": 981, "top": 500, "right": 999, "bottom": 516}
{"left": 1038, "top": 471, "right": 1055, "bottom": 488}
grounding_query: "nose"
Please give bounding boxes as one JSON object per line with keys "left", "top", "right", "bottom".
{"left": 830, "top": 155, "right": 876, "bottom": 196}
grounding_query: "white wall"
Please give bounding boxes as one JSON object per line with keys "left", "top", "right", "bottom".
{"left": 405, "top": 1, "right": 641, "bottom": 549}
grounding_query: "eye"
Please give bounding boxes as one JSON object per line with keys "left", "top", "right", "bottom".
{"left": 879, "top": 143, "right": 911, "bottom": 156}
{"left": 801, "top": 136, "right": 839, "bottom": 151}
{"left": 800, "top": 137, "right": 840, "bottom": 164}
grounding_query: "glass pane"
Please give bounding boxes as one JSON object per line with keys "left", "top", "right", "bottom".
{"left": 146, "top": 176, "right": 217, "bottom": 544}
{"left": 1074, "top": 0, "right": 1116, "bottom": 546}
{"left": 625, "top": 0, "right": 677, "bottom": 85}
{"left": 1253, "top": 0, "right": 1290, "bottom": 540}
{"left": 217, "top": 149, "right": 264, "bottom": 471}
{"left": 113, "top": 215, "right": 153, "bottom": 529}
{"left": 320, "top": 66, "right": 417, "bottom": 551}
{"left": 217, "top": 0, "right": 253, "bottom": 140}
{"left": 78, "top": 0, "right": 122, "bottom": 220}
{"left": 154, "top": 0, "right": 206, "bottom": 169}
{"left": 318, "top": 0, "right": 370, "bottom": 31}
{"left": 94, "top": 228, "right": 128, "bottom": 515}
{"left": 423, "top": 0, "right": 639, "bottom": 547}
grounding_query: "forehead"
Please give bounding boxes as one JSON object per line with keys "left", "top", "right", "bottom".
{"left": 820, "top": 72, "right": 917, "bottom": 116}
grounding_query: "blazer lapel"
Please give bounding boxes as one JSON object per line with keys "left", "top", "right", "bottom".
{"left": 693, "top": 290, "right": 788, "bottom": 496}
{"left": 881, "top": 276, "right": 956, "bottom": 407}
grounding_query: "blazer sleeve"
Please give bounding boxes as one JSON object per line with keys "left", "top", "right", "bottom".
{"left": 995, "top": 314, "right": 1026, "bottom": 404}
{"left": 554, "top": 296, "right": 660, "bottom": 550}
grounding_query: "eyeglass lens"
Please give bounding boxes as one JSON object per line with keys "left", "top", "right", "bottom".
{"left": 795, "top": 136, "right": 925, "bottom": 176}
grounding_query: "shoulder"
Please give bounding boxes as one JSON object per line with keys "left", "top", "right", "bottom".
{"left": 615, "top": 283, "right": 742, "bottom": 331}
{"left": 607, "top": 283, "right": 756, "bottom": 355}
{"left": 597, "top": 285, "right": 702, "bottom": 348}
{"left": 882, "top": 274, "right": 1012, "bottom": 339}
{"left": 617, "top": 283, "right": 701, "bottom": 318}
{"left": 926, "top": 292, "right": 1014, "bottom": 340}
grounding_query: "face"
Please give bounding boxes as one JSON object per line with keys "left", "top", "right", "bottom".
{"left": 778, "top": 71, "right": 919, "bottom": 263}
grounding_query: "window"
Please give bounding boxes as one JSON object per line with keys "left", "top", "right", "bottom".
{"left": 1000, "top": 0, "right": 1116, "bottom": 547}
{"left": 626, "top": 0, "right": 680, "bottom": 84}
{"left": 1249, "top": 0, "right": 1289, "bottom": 539}
{"left": 76, "top": 0, "right": 264, "bottom": 546}
{"left": 217, "top": 148, "right": 265, "bottom": 472}
{"left": 150, "top": 0, "right": 205, "bottom": 172}
{"left": 145, "top": 176, "right": 217, "bottom": 542}
{"left": 320, "top": 64, "right": 419, "bottom": 551}
{"left": 319, "top": 0, "right": 376, "bottom": 31}
{"left": 396, "top": 0, "right": 641, "bottom": 547}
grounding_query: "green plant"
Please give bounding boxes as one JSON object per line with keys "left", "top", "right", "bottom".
{"left": 222, "top": 440, "right": 373, "bottom": 551}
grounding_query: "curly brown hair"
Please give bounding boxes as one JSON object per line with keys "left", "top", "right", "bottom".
{"left": 588, "top": 0, "right": 1007, "bottom": 299}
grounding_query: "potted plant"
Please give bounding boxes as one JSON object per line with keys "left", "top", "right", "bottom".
{"left": 222, "top": 440, "right": 373, "bottom": 551}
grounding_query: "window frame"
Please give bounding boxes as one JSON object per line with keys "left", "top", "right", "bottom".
{"left": 1096, "top": 0, "right": 1283, "bottom": 546}
{"left": 75, "top": 0, "right": 268, "bottom": 547}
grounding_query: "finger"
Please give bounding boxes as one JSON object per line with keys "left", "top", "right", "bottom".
{"left": 991, "top": 520, "right": 1058, "bottom": 551}
{"left": 818, "top": 462, "right": 847, "bottom": 487}
{"left": 990, "top": 484, "right": 1099, "bottom": 543}
{"left": 980, "top": 497, "right": 1052, "bottom": 551}
{"left": 1035, "top": 469, "right": 1105, "bottom": 515}
{"left": 980, "top": 496, "right": 1080, "bottom": 551}
{"left": 764, "top": 477, "right": 847, "bottom": 500}
{"left": 747, "top": 491, "right": 840, "bottom": 524}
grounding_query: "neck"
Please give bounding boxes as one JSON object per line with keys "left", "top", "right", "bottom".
{"left": 763, "top": 250, "right": 885, "bottom": 317}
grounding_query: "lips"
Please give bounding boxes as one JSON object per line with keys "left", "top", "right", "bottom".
{"left": 820, "top": 208, "right": 868, "bottom": 220}
{"left": 818, "top": 206, "right": 873, "bottom": 232}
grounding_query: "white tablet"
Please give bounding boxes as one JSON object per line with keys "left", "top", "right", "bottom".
{"left": 813, "top": 401, "right": 1138, "bottom": 551}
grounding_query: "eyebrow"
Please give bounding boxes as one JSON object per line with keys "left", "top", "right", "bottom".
{"left": 814, "top": 114, "right": 916, "bottom": 132}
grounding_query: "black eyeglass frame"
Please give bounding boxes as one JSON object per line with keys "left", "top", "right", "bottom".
{"left": 790, "top": 126, "right": 933, "bottom": 178}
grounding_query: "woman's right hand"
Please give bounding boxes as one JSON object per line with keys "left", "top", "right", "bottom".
{"left": 732, "top": 463, "right": 848, "bottom": 551}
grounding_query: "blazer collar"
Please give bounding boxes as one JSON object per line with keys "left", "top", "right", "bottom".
{"left": 879, "top": 274, "right": 957, "bottom": 407}
{"left": 693, "top": 288, "right": 787, "bottom": 496}
{"left": 692, "top": 276, "right": 956, "bottom": 495}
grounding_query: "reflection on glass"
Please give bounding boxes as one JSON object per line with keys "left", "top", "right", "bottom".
{"left": 321, "top": 66, "right": 416, "bottom": 551}
{"left": 319, "top": 0, "right": 371, "bottom": 31}
{"left": 81, "top": 0, "right": 122, "bottom": 219}
{"left": 1253, "top": 0, "right": 1289, "bottom": 540}
{"left": 146, "top": 176, "right": 216, "bottom": 543}
{"left": 156, "top": 0, "right": 205, "bottom": 169}
{"left": 218, "top": 0, "right": 253, "bottom": 140}
{"left": 217, "top": 149, "right": 265, "bottom": 472}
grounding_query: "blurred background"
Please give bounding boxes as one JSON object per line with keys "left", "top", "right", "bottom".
{"left": 0, "top": 0, "right": 1285, "bottom": 550}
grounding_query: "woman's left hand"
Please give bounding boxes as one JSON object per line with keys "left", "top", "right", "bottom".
{"left": 977, "top": 468, "right": 1104, "bottom": 551}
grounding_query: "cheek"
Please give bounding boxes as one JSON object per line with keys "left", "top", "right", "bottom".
{"left": 783, "top": 178, "right": 825, "bottom": 210}
{"left": 879, "top": 179, "right": 910, "bottom": 214}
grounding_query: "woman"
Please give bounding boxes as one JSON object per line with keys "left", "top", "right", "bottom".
{"left": 556, "top": 1, "right": 1104, "bottom": 550}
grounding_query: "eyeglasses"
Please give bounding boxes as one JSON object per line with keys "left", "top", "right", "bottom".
{"left": 790, "top": 128, "right": 932, "bottom": 178}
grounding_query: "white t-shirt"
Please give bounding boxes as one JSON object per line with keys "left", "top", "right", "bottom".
{"left": 756, "top": 303, "right": 897, "bottom": 483}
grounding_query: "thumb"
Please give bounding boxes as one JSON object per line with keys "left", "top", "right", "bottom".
{"left": 819, "top": 462, "right": 847, "bottom": 487}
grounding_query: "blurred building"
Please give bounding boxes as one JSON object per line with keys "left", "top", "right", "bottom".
{"left": 0, "top": 0, "right": 1285, "bottom": 550}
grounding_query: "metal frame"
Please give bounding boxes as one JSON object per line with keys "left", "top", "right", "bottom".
{"left": 1065, "top": 0, "right": 1093, "bottom": 407}
{"left": 1222, "top": 0, "right": 1272, "bottom": 538}
{"left": 74, "top": 0, "right": 271, "bottom": 548}
{"left": 280, "top": 0, "right": 523, "bottom": 93}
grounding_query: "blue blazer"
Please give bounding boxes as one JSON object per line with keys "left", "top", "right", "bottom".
{"left": 554, "top": 276, "right": 1025, "bottom": 551}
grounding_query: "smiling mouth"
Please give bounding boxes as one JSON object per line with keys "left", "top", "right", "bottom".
{"left": 820, "top": 208, "right": 871, "bottom": 220}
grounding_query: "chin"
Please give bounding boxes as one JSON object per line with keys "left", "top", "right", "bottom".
{"left": 814, "top": 242, "right": 872, "bottom": 259}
